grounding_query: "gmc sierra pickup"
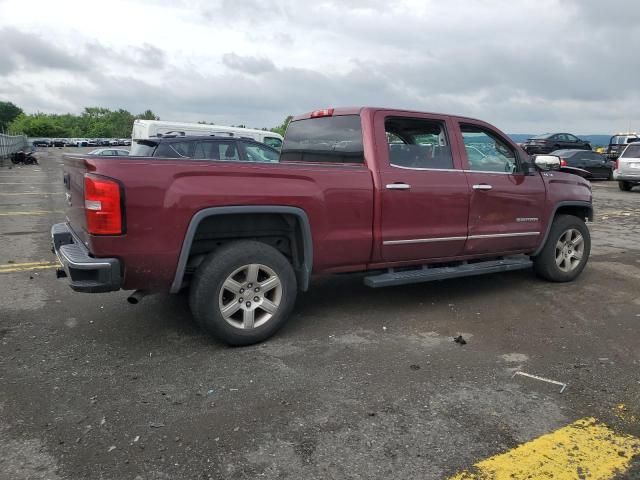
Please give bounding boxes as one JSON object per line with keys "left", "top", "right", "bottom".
{"left": 52, "top": 107, "right": 593, "bottom": 345}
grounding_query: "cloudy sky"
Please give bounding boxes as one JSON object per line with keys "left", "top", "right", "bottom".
{"left": 0, "top": 0, "right": 638, "bottom": 133}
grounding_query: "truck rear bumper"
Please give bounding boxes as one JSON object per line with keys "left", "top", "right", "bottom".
{"left": 51, "top": 223, "right": 121, "bottom": 293}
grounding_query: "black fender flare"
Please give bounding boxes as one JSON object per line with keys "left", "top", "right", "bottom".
{"left": 170, "top": 206, "right": 313, "bottom": 293}
{"left": 531, "top": 201, "right": 593, "bottom": 257}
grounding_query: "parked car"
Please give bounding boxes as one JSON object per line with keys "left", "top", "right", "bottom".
{"left": 32, "top": 139, "right": 51, "bottom": 147}
{"left": 606, "top": 133, "right": 640, "bottom": 161}
{"left": 550, "top": 149, "right": 614, "bottom": 180}
{"left": 523, "top": 133, "right": 591, "bottom": 154}
{"left": 52, "top": 139, "right": 65, "bottom": 147}
{"left": 614, "top": 143, "right": 640, "bottom": 191}
{"left": 87, "top": 148, "right": 130, "bottom": 156}
{"left": 129, "top": 136, "right": 279, "bottom": 162}
{"left": 109, "top": 139, "right": 120, "bottom": 146}
{"left": 52, "top": 107, "right": 593, "bottom": 346}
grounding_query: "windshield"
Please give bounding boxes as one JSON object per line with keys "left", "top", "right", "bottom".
{"left": 281, "top": 115, "right": 363, "bottom": 164}
{"left": 621, "top": 144, "right": 640, "bottom": 158}
{"left": 129, "top": 140, "right": 157, "bottom": 156}
{"left": 531, "top": 133, "right": 554, "bottom": 140}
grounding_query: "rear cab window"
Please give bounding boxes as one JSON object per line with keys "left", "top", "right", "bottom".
{"left": 129, "top": 140, "right": 157, "bottom": 156}
{"left": 280, "top": 115, "right": 364, "bottom": 164}
{"left": 621, "top": 144, "right": 640, "bottom": 158}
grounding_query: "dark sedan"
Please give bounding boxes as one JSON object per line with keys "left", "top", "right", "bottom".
{"left": 550, "top": 149, "right": 613, "bottom": 180}
{"left": 523, "top": 133, "right": 591, "bottom": 154}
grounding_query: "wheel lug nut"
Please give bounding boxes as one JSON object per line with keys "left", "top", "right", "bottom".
{"left": 238, "top": 298, "right": 244, "bottom": 303}
{"left": 239, "top": 288, "right": 244, "bottom": 294}
{"left": 246, "top": 302, "right": 251, "bottom": 307}
{"left": 247, "top": 283, "right": 253, "bottom": 288}
{"left": 255, "top": 287, "right": 260, "bottom": 292}
{"left": 254, "top": 296, "right": 260, "bottom": 302}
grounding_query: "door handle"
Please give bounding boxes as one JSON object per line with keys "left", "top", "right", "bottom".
{"left": 386, "top": 183, "right": 411, "bottom": 190}
{"left": 472, "top": 184, "right": 493, "bottom": 191}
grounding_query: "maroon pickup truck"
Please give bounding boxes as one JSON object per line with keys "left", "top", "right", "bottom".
{"left": 52, "top": 107, "right": 593, "bottom": 345}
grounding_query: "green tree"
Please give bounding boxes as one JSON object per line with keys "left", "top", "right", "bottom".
{"left": 136, "top": 110, "right": 160, "bottom": 121}
{"left": 271, "top": 115, "right": 293, "bottom": 137}
{"left": 0, "top": 101, "right": 23, "bottom": 132}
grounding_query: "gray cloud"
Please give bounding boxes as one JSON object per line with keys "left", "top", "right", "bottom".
{"left": 2, "top": 1, "right": 640, "bottom": 133}
{"left": 0, "top": 27, "right": 88, "bottom": 74}
{"left": 222, "top": 53, "right": 277, "bottom": 75}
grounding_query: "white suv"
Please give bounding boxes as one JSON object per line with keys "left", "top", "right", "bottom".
{"left": 614, "top": 143, "right": 640, "bottom": 191}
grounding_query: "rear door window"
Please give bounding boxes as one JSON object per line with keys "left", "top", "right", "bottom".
{"left": 384, "top": 117, "right": 454, "bottom": 170}
{"left": 281, "top": 115, "right": 364, "bottom": 164}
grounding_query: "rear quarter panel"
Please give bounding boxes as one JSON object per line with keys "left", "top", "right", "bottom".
{"left": 83, "top": 158, "right": 375, "bottom": 291}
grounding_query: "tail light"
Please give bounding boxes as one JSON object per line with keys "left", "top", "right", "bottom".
{"left": 560, "top": 158, "right": 568, "bottom": 167}
{"left": 84, "top": 174, "right": 124, "bottom": 235}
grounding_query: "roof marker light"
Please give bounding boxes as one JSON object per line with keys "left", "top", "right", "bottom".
{"left": 310, "top": 108, "right": 334, "bottom": 118}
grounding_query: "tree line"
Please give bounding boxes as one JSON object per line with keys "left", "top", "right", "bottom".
{"left": 0, "top": 101, "right": 293, "bottom": 138}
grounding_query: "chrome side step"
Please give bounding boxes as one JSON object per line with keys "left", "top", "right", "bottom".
{"left": 363, "top": 256, "right": 532, "bottom": 288}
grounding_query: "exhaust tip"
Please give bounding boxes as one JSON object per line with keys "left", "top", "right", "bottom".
{"left": 127, "top": 290, "right": 146, "bottom": 305}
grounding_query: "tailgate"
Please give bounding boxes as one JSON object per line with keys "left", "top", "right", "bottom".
{"left": 62, "top": 154, "right": 90, "bottom": 245}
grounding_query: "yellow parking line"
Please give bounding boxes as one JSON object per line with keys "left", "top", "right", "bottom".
{"left": 0, "top": 261, "right": 60, "bottom": 273}
{"left": 0, "top": 211, "right": 64, "bottom": 216}
{"left": 450, "top": 417, "right": 639, "bottom": 480}
{"left": 0, "top": 192, "right": 64, "bottom": 196}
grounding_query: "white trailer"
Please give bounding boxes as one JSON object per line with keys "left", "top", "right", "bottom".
{"left": 131, "top": 120, "right": 283, "bottom": 150}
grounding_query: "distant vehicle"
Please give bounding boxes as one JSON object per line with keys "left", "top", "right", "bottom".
{"left": 606, "top": 133, "right": 640, "bottom": 161}
{"left": 87, "top": 139, "right": 99, "bottom": 146}
{"left": 122, "top": 139, "right": 131, "bottom": 146}
{"left": 550, "top": 149, "right": 614, "bottom": 180}
{"left": 98, "top": 139, "right": 111, "bottom": 146}
{"left": 109, "top": 139, "right": 120, "bottom": 146}
{"left": 52, "top": 139, "right": 65, "bottom": 147}
{"left": 129, "top": 136, "right": 279, "bottom": 163}
{"left": 32, "top": 139, "right": 51, "bottom": 147}
{"left": 523, "top": 133, "right": 591, "bottom": 154}
{"left": 614, "top": 143, "right": 640, "bottom": 191}
{"left": 131, "top": 120, "right": 284, "bottom": 151}
{"left": 87, "top": 148, "right": 130, "bottom": 156}
{"left": 74, "top": 139, "right": 89, "bottom": 147}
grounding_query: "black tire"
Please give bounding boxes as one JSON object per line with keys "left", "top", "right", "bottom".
{"left": 619, "top": 181, "right": 632, "bottom": 191}
{"left": 533, "top": 215, "right": 590, "bottom": 282}
{"left": 189, "top": 240, "right": 297, "bottom": 346}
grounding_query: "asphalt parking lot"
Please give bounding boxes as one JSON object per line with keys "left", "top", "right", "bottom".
{"left": 1, "top": 147, "right": 639, "bottom": 480}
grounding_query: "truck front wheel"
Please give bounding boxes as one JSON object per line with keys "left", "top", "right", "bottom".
{"left": 532, "top": 215, "right": 590, "bottom": 282}
{"left": 189, "top": 241, "right": 297, "bottom": 346}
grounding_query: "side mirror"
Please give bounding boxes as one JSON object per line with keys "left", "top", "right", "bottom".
{"left": 534, "top": 155, "right": 561, "bottom": 171}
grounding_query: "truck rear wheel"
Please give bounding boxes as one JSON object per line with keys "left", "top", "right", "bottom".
{"left": 189, "top": 241, "right": 297, "bottom": 346}
{"left": 533, "top": 215, "right": 590, "bottom": 282}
